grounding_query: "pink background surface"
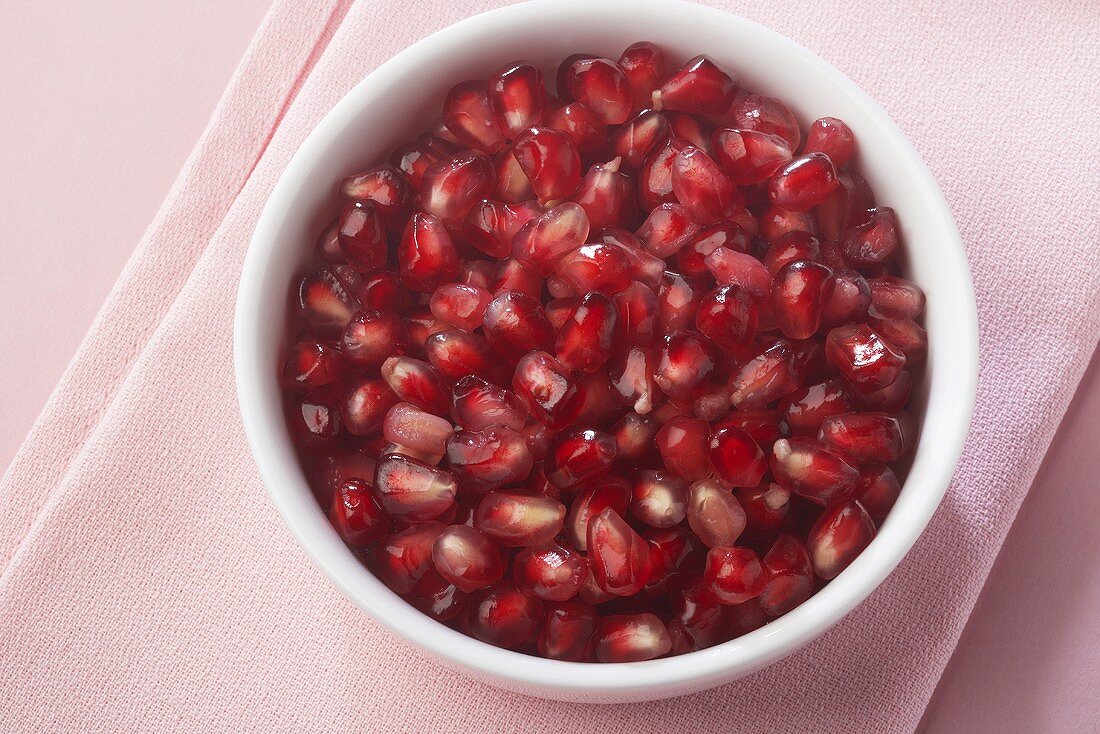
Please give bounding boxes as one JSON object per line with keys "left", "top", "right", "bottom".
{"left": 1, "top": 3, "right": 1096, "bottom": 731}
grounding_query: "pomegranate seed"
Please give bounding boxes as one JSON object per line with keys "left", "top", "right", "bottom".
{"left": 555, "top": 52, "right": 598, "bottom": 98}
{"left": 570, "top": 158, "right": 635, "bottom": 230}
{"left": 637, "top": 202, "right": 701, "bottom": 257}
{"left": 867, "top": 307, "right": 928, "bottom": 363}
{"left": 728, "top": 340, "right": 800, "bottom": 410}
{"left": 637, "top": 139, "right": 683, "bottom": 211}
{"left": 408, "top": 575, "right": 469, "bottom": 622}
{"left": 443, "top": 80, "right": 507, "bottom": 154}
{"left": 426, "top": 329, "right": 509, "bottom": 385}
{"left": 606, "top": 345, "right": 661, "bottom": 415}
{"left": 613, "top": 281, "right": 659, "bottom": 344}
{"left": 693, "top": 382, "right": 732, "bottom": 422}
{"left": 769, "top": 153, "right": 839, "bottom": 212}
{"left": 420, "top": 152, "right": 495, "bottom": 222}
{"left": 399, "top": 308, "right": 445, "bottom": 354}
{"left": 781, "top": 379, "right": 858, "bottom": 436}
{"left": 487, "top": 61, "right": 546, "bottom": 138}
{"left": 770, "top": 437, "right": 858, "bottom": 504}
{"left": 380, "top": 356, "right": 451, "bottom": 416}
{"left": 490, "top": 256, "right": 543, "bottom": 299}
{"left": 460, "top": 260, "right": 495, "bottom": 291}
{"left": 475, "top": 491, "right": 566, "bottom": 547}
{"left": 298, "top": 269, "right": 359, "bottom": 337}
{"left": 610, "top": 109, "right": 670, "bottom": 167}
{"left": 687, "top": 478, "right": 748, "bottom": 548}
{"left": 450, "top": 375, "right": 526, "bottom": 432}
{"left": 555, "top": 242, "right": 634, "bottom": 295}
{"left": 342, "top": 378, "right": 398, "bottom": 436}
{"left": 855, "top": 368, "right": 912, "bottom": 412}
{"left": 464, "top": 200, "right": 537, "bottom": 258}
{"left": 805, "top": 117, "right": 855, "bottom": 167}
{"left": 759, "top": 204, "right": 817, "bottom": 243}
{"left": 844, "top": 207, "right": 900, "bottom": 265}
{"left": 383, "top": 401, "right": 452, "bottom": 456}
{"left": 511, "top": 126, "right": 582, "bottom": 204}
{"left": 724, "top": 93, "right": 800, "bottom": 150}
{"left": 619, "top": 42, "right": 665, "bottom": 111}
{"left": 854, "top": 462, "right": 901, "bottom": 524}
{"left": 611, "top": 411, "right": 659, "bottom": 460}
{"left": 869, "top": 276, "right": 925, "bottom": 319}
{"left": 676, "top": 221, "right": 750, "bottom": 279}
{"left": 545, "top": 428, "right": 618, "bottom": 489}
{"left": 666, "top": 112, "right": 715, "bottom": 155}
{"left": 709, "top": 426, "right": 767, "bottom": 488}
{"left": 428, "top": 283, "right": 492, "bottom": 331}
{"left": 330, "top": 478, "right": 387, "bottom": 546}
{"left": 354, "top": 270, "right": 412, "bottom": 312}
{"left": 821, "top": 270, "right": 872, "bottom": 327}
{"left": 468, "top": 582, "right": 544, "bottom": 649}
{"left": 546, "top": 101, "right": 608, "bottom": 153}
{"left": 711, "top": 128, "right": 793, "bottom": 185}
{"left": 514, "top": 543, "right": 588, "bottom": 601}
{"left": 373, "top": 522, "right": 446, "bottom": 594}
{"left": 759, "top": 534, "right": 813, "bottom": 616}
{"left": 825, "top": 323, "right": 906, "bottom": 391}
{"left": 807, "top": 499, "right": 876, "bottom": 579}
{"left": 655, "top": 271, "right": 700, "bottom": 332}
{"left": 764, "top": 232, "right": 822, "bottom": 275}
{"left": 512, "top": 202, "right": 590, "bottom": 273}
{"left": 594, "top": 613, "right": 671, "bottom": 662}
{"left": 737, "top": 482, "right": 791, "bottom": 535}
{"left": 432, "top": 524, "right": 506, "bottom": 592}
{"left": 588, "top": 508, "right": 651, "bottom": 596}
{"left": 340, "top": 164, "right": 414, "bottom": 231}
{"left": 539, "top": 602, "right": 597, "bottom": 661}
{"left": 654, "top": 55, "right": 737, "bottom": 114}
{"left": 512, "top": 350, "right": 586, "bottom": 428}
{"left": 645, "top": 525, "right": 702, "bottom": 587}
{"left": 341, "top": 309, "right": 404, "bottom": 367}
{"left": 704, "top": 546, "right": 765, "bottom": 605}
{"left": 315, "top": 221, "right": 343, "bottom": 264}
{"left": 390, "top": 139, "right": 443, "bottom": 190}
{"left": 696, "top": 284, "right": 757, "bottom": 350}
{"left": 494, "top": 144, "right": 537, "bottom": 203}
{"left": 671, "top": 145, "right": 741, "bottom": 223}
{"left": 655, "top": 416, "right": 711, "bottom": 481}
{"left": 715, "top": 410, "right": 788, "bottom": 445}
{"left": 481, "top": 290, "right": 555, "bottom": 358}
{"left": 336, "top": 201, "right": 387, "bottom": 271}
{"left": 556, "top": 292, "right": 618, "bottom": 373}
{"left": 373, "top": 453, "right": 457, "bottom": 521}
{"left": 398, "top": 213, "right": 462, "bottom": 292}
{"left": 545, "top": 297, "right": 578, "bottom": 330}
{"left": 565, "top": 57, "right": 632, "bottom": 125}
{"left": 566, "top": 478, "right": 631, "bottom": 551}
{"left": 282, "top": 340, "right": 342, "bottom": 392}
{"left": 705, "top": 246, "right": 772, "bottom": 297}
{"left": 446, "top": 427, "right": 533, "bottom": 492}
{"left": 771, "top": 260, "right": 835, "bottom": 340}
{"left": 632, "top": 470, "right": 688, "bottom": 528}
{"left": 653, "top": 330, "right": 720, "bottom": 400}
{"left": 819, "top": 412, "right": 905, "bottom": 462}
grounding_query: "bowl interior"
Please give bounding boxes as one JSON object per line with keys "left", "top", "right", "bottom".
{"left": 237, "top": 0, "right": 976, "bottom": 703}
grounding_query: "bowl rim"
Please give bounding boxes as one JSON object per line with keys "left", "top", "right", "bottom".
{"left": 235, "top": 0, "right": 979, "bottom": 696}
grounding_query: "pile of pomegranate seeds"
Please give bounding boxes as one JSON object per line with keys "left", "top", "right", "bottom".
{"left": 283, "top": 43, "right": 926, "bottom": 663}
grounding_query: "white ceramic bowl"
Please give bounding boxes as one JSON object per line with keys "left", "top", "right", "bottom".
{"left": 235, "top": 0, "right": 978, "bottom": 703}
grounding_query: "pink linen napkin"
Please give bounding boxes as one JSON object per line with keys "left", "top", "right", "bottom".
{"left": 1, "top": 0, "right": 1098, "bottom": 731}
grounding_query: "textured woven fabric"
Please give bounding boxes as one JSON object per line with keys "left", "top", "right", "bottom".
{"left": 1, "top": 0, "right": 1098, "bottom": 731}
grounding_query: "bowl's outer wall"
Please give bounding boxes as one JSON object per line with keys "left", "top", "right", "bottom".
{"left": 235, "top": 0, "right": 978, "bottom": 703}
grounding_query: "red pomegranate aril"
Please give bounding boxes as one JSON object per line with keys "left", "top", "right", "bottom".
{"left": 632, "top": 470, "right": 688, "bottom": 528}
{"left": 867, "top": 307, "right": 928, "bottom": 363}
{"left": 805, "top": 117, "right": 855, "bottom": 167}
{"left": 844, "top": 207, "right": 900, "bottom": 265}
{"left": 282, "top": 340, "right": 342, "bottom": 392}
{"left": 759, "top": 534, "right": 813, "bottom": 616}
{"left": 594, "top": 613, "right": 671, "bottom": 662}
{"left": 409, "top": 575, "right": 469, "bottom": 622}
{"left": 490, "top": 256, "right": 542, "bottom": 298}
{"left": 398, "top": 213, "right": 462, "bottom": 293}
{"left": 443, "top": 80, "right": 507, "bottom": 154}
{"left": 671, "top": 145, "right": 741, "bottom": 223}
{"left": 819, "top": 412, "right": 905, "bottom": 463}
{"left": 855, "top": 368, "right": 912, "bottom": 412}
{"left": 315, "top": 221, "right": 343, "bottom": 264}
{"left": 781, "top": 379, "right": 858, "bottom": 436}
{"left": 613, "top": 281, "right": 659, "bottom": 345}
{"left": 728, "top": 340, "right": 800, "bottom": 410}
{"left": 545, "top": 428, "right": 618, "bottom": 489}
{"left": 373, "top": 453, "right": 457, "bottom": 521}
{"left": 481, "top": 290, "right": 556, "bottom": 358}
{"left": 737, "top": 481, "right": 791, "bottom": 534}
{"left": 708, "top": 426, "right": 768, "bottom": 488}
{"left": 771, "top": 260, "right": 836, "bottom": 340}
{"left": 450, "top": 375, "right": 526, "bottom": 432}
{"left": 374, "top": 522, "right": 446, "bottom": 594}
{"left": 546, "top": 101, "right": 608, "bottom": 152}
{"left": 476, "top": 491, "right": 566, "bottom": 547}
{"left": 390, "top": 139, "right": 443, "bottom": 190}
{"left": 655, "top": 416, "right": 711, "bottom": 482}
{"left": 637, "top": 138, "right": 684, "bottom": 211}
{"left": 539, "top": 602, "right": 597, "bottom": 661}
{"left": 460, "top": 260, "right": 495, "bottom": 291}
{"left": 432, "top": 524, "right": 506, "bottom": 592}
{"left": 611, "top": 109, "right": 670, "bottom": 167}
{"left": 688, "top": 478, "right": 748, "bottom": 548}
{"left": 420, "top": 152, "right": 496, "bottom": 222}
{"left": 426, "top": 329, "right": 509, "bottom": 385}
{"left": 654, "top": 55, "right": 737, "bottom": 115}
{"left": 382, "top": 402, "right": 452, "bottom": 457}
{"left": 724, "top": 93, "right": 801, "bottom": 150}
{"left": 341, "top": 309, "right": 404, "bottom": 368}
{"left": 711, "top": 128, "right": 793, "bottom": 185}
{"left": 715, "top": 410, "right": 788, "bottom": 445}
{"left": 512, "top": 350, "right": 586, "bottom": 428}
{"left": 512, "top": 201, "right": 590, "bottom": 273}
{"left": 695, "top": 284, "right": 757, "bottom": 350}
{"left": 769, "top": 153, "right": 840, "bottom": 212}
{"left": 340, "top": 164, "right": 414, "bottom": 231}
{"left": 379, "top": 356, "right": 450, "bottom": 416}
{"left": 771, "top": 437, "right": 859, "bottom": 504}
{"left": 468, "top": 583, "right": 544, "bottom": 649}
{"left": 330, "top": 478, "right": 387, "bottom": 546}
{"left": 666, "top": 112, "right": 715, "bottom": 155}
{"left": 464, "top": 200, "right": 534, "bottom": 258}
{"left": 807, "top": 499, "right": 876, "bottom": 579}
{"left": 821, "top": 270, "right": 872, "bottom": 327}
{"left": 619, "top": 42, "right": 665, "bottom": 111}
{"left": 570, "top": 158, "right": 635, "bottom": 231}
{"left": 637, "top": 202, "right": 701, "bottom": 258}
{"left": 764, "top": 231, "right": 823, "bottom": 276}
{"left": 656, "top": 271, "right": 700, "bottom": 332}
{"left": 556, "top": 292, "right": 618, "bottom": 373}
{"left": 869, "top": 276, "right": 926, "bottom": 319}
{"left": 612, "top": 411, "right": 659, "bottom": 461}
{"left": 693, "top": 382, "right": 732, "bottom": 422}
{"left": 511, "top": 126, "right": 582, "bottom": 204}
{"left": 825, "top": 323, "right": 907, "bottom": 391}
{"left": 588, "top": 508, "right": 651, "bottom": 596}
{"left": 704, "top": 546, "right": 765, "bottom": 605}
{"left": 759, "top": 204, "right": 818, "bottom": 243}
{"left": 353, "top": 270, "right": 410, "bottom": 312}
{"left": 487, "top": 61, "right": 546, "bottom": 138}
{"left": 298, "top": 268, "right": 359, "bottom": 337}
{"left": 854, "top": 462, "right": 901, "bottom": 524}
{"left": 705, "top": 246, "right": 773, "bottom": 297}
{"left": 653, "top": 330, "right": 720, "bottom": 400}
{"left": 494, "top": 144, "right": 537, "bottom": 203}
{"left": 566, "top": 478, "right": 631, "bottom": 550}
{"left": 336, "top": 200, "right": 387, "bottom": 271}
{"left": 429, "top": 283, "right": 492, "bottom": 331}
{"left": 342, "top": 378, "right": 398, "bottom": 436}
{"left": 446, "top": 427, "right": 533, "bottom": 492}
{"left": 555, "top": 242, "right": 634, "bottom": 295}
{"left": 514, "top": 543, "right": 588, "bottom": 601}
{"left": 677, "top": 221, "right": 750, "bottom": 278}
{"left": 565, "top": 57, "right": 633, "bottom": 125}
